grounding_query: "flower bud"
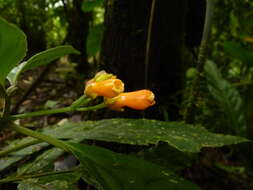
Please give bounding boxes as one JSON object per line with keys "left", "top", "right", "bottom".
{"left": 85, "top": 78, "right": 124, "bottom": 99}
{"left": 105, "top": 89, "right": 155, "bottom": 111}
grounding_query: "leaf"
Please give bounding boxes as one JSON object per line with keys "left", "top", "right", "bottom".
{"left": 223, "top": 41, "right": 253, "bottom": 66}
{"left": 1, "top": 118, "right": 248, "bottom": 173}
{"left": 69, "top": 119, "right": 249, "bottom": 152}
{"left": 82, "top": 0, "right": 103, "bottom": 12}
{"left": 139, "top": 144, "right": 196, "bottom": 172}
{"left": 0, "top": 17, "right": 27, "bottom": 85}
{"left": 17, "top": 147, "right": 64, "bottom": 176}
{"left": 67, "top": 142, "right": 201, "bottom": 190}
{"left": 87, "top": 24, "right": 104, "bottom": 56}
{"left": 17, "top": 171, "right": 81, "bottom": 190}
{"left": 0, "top": 121, "right": 89, "bottom": 173}
{"left": 7, "top": 46, "right": 80, "bottom": 85}
{"left": 0, "top": 138, "right": 48, "bottom": 172}
{"left": 204, "top": 61, "right": 247, "bottom": 136}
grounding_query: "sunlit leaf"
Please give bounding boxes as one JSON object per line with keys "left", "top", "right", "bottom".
{"left": 0, "top": 17, "right": 27, "bottom": 85}
{"left": 7, "top": 46, "right": 79, "bottom": 85}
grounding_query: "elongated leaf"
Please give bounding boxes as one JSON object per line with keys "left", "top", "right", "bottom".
{"left": 87, "top": 24, "right": 104, "bottom": 56}
{"left": 17, "top": 171, "right": 81, "bottom": 190}
{"left": 7, "top": 46, "right": 79, "bottom": 85}
{"left": 17, "top": 147, "right": 64, "bottom": 176}
{"left": 1, "top": 118, "right": 248, "bottom": 173}
{"left": 0, "top": 121, "right": 89, "bottom": 173}
{"left": 0, "top": 138, "right": 48, "bottom": 172}
{"left": 0, "top": 17, "right": 27, "bottom": 85}
{"left": 204, "top": 61, "right": 247, "bottom": 136}
{"left": 67, "top": 142, "right": 200, "bottom": 190}
{"left": 223, "top": 41, "right": 253, "bottom": 66}
{"left": 68, "top": 119, "right": 249, "bottom": 152}
{"left": 6, "top": 61, "right": 26, "bottom": 85}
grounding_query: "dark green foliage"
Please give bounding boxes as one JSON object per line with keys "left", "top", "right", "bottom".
{"left": 0, "top": 119, "right": 248, "bottom": 174}
{"left": 204, "top": 61, "right": 247, "bottom": 136}
{"left": 17, "top": 171, "right": 81, "bottom": 190}
{"left": 223, "top": 41, "right": 253, "bottom": 66}
{"left": 67, "top": 142, "right": 201, "bottom": 190}
{"left": 87, "top": 24, "right": 104, "bottom": 56}
{"left": 81, "top": 0, "right": 103, "bottom": 12}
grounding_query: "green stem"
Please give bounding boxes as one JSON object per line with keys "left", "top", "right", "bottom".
{"left": 10, "top": 124, "right": 69, "bottom": 152}
{"left": 11, "top": 106, "right": 72, "bottom": 120}
{"left": 0, "top": 84, "right": 10, "bottom": 117}
{"left": 76, "top": 103, "right": 106, "bottom": 111}
{"left": 0, "top": 139, "right": 41, "bottom": 157}
{"left": 70, "top": 95, "right": 91, "bottom": 108}
{"left": 10, "top": 103, "right": 106, "bottom": 120}
{"left": 0, "top": 169, "right": 75, "bottom": 184}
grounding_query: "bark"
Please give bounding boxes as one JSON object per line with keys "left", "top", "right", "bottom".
{"left": 101, "top": 0, "right": 205, "bottom": 120}
{"left": 16, "top": 0, "right": 47, "bottom": 57}
{"left": 64, "top": 0, "right": 92, "bottom": 75}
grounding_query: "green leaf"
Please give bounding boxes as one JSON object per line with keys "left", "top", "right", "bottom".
{"left": 223, "top": 41, "right": 253, "bottom": 66}
{"left": 6, "top": 61, "right": 26, "bottom": 85}
{"left": 0, "top": 17, "right": 27, "bottom": 85}
{"left": 36, "top": 119, "right": 249, "bottom": 152}
{"left": 82, "top": 0, "right": 103, "bottom": 12}
{"left": 1, "top": 118, "right": 248, "bottom": 173}
{"left": 87, "top": 24, "right": 104, "bottom": 56}
{"left": 17, "top": 147, "right": 64, "bottom": 176}
{"left": 7, "top": 46, "right": 79, "bottom": 85}
{"left": 0, "top": 121, "right": 88, "bottom": 173}
{"left": 204, "top": 61, "right": 247, "bottom": 136}
{"left": 139, "top": 144, "right": 196, "bottom": 172}
{"left": 17, "top": 171, "right": 81, "bottom": 190}
{"left": 0, "top": 138, "right": 48, "bottom": 172}
{"left": 67, "top": 142, "right": 200, "bottom": 190}
{"left": 69, "top": 119, "right": 249, "bottom": 152}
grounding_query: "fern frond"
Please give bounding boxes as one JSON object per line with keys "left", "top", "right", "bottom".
{"left": 204, "top": 61, "right": 247, "bottom": 136}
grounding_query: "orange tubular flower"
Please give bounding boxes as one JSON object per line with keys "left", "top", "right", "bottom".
{"left": 105, "top": 89, "right": 155, "bottom": 111}
{"left": 85, "top": 78, "right": 124, "bottom": 99}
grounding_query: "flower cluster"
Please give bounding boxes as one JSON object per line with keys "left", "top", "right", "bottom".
{"left": 84, "top": 71, "right": 155, "bottom": 111}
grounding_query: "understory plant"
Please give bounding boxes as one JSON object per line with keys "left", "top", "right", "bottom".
{"left": 0, "top": 17, "right": 250, "bottom": 190}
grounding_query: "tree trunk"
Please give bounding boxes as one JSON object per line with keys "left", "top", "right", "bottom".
{"left": 64, "top": 0, "right": 92, "bottom": 76}
{"left": 16, "top": 0, "right": 47, "bottom": 57}
{"left": 101, "top": 0, "right": 151, "bottom": 91}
